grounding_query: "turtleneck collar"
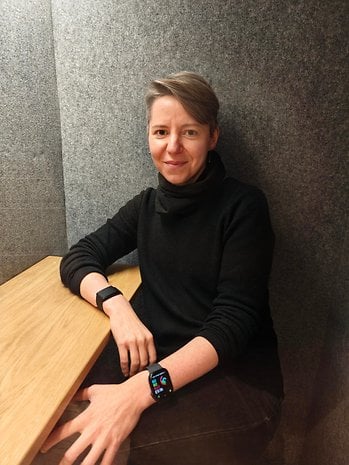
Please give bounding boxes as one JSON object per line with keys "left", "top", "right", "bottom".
{"left": 155, "top": 151, "right": 226, "bottom": 216}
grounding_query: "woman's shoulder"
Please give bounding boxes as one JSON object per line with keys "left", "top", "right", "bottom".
{"left": 217, "top": 177, "right": 273, "bottom": 235}
{"left": 221, "top": 176, "right": 268, "bottom": 207}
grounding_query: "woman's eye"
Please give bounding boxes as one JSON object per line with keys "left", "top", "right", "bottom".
{"left": 184, "top": 129, "right": 198, "bottom": 136}
{"left": 154, "top": 129, "right": 168, "bottom": 136}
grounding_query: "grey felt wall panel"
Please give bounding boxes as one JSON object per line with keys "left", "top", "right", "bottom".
{"left": 0, "top": 0, "right": 67, "bottom": 284}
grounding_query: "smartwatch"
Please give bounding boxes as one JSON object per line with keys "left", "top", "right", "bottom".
{"left": 96, "top": 285, "right": 122, "bottom": 311}
{"left": 147, "top": 363, "right": 173, "bottom": 401}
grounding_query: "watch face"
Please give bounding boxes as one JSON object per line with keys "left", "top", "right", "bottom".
{"left": 150, "top": 369, "right": 173, "bottom": 399}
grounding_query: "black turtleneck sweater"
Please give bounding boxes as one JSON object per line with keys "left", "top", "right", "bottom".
{"left": 60, "top": 152, "right": 281, "bottom": 393}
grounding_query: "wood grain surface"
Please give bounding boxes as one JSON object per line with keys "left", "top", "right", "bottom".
{"left": 0, "top": 256, "right": 141, "bottom": 465}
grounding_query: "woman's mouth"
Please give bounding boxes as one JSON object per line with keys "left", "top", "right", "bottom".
{"left": 164, "top": 161, "right": 187, "bottom": 166}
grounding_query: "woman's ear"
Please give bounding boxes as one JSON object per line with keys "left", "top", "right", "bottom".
{"left": 209, "top": 127, "right": 220, "bottom": 150}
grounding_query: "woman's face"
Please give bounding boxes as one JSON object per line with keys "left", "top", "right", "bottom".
{"left": 148, "top": 96, "right": 219, "bottom": 185}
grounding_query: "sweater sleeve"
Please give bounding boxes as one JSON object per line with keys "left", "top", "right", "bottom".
{"left": 60, "top": 191, "right": 146, "bottom": 295}
{"left": 197, "top": 188, "right": 275, "bottom": 363}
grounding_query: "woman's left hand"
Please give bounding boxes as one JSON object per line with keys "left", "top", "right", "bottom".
{"left": 41, "top": 377, "right": 151, "bottom": 465}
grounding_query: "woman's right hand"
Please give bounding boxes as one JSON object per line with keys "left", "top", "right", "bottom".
{"left": 103, "top": 295, "right": 157, "bottom": 377}
{"left": 79, "top": 272, "right": 157, "bottom": 378}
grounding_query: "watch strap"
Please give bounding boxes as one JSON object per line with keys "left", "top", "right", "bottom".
{"left": 96, "top": 285, "right": 122, "bottom": 311}
{"left": 146, "top": 363, "right": 163, "bottom": 375}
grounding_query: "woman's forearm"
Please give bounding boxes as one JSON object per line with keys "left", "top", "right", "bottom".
{"left": 159, "top": 336, "right": 219, "bottom": 391}
{"left": 80, "top": 272, "right": 116, "bottom": 307}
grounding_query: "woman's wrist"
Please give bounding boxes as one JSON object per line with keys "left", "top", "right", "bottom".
{"left": 126, "top": 369, "right": 156, "bottom": 411}
{"left": 102, "top": 293, "right": 127, "bottom": 317}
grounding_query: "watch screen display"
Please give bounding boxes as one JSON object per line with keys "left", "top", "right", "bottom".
{"left": 152, "top": 372, "right": 168, "bottom": 395}
{"left": 150, "top": 369, "right": 173, "bottom": 399}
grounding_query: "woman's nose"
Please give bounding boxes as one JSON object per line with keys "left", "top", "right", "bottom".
{"left": 167, "top": 134, "right": 182, "bottom": 154}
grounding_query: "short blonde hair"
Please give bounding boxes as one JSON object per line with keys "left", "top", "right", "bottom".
{"left": 146, "top": 71, "right": 219, "bottom": 134}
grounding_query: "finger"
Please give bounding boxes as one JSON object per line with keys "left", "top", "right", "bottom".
{"left": 41, "top": 420, "right": 79, "bottom": 453}
{"left": 138, "top": 343, "right": 150, "bottom": 371}
{"left": 147, "top": 338, "right": 157, "bottom": 365}
{"left": 58, "top": 432, "right": 93, "bottom": 465}
{"left": 138, "top": 335, "right": 154, "bottom": 370}
{"left": 100, "top": 444, "right": 119, "bottom": 465}
{"left": 73, "top": 387, "right": 90, "bottom": 402}
{"left": 128, "top": 342, "right": 140, "bottom": 377}
{"left": 78, "top": 439, "right": 106, "bottom": 465}
{"left": 118, "top": 344, "right": 130, "bottom": 377}
{"left": 139, "top": 327, "right": 156, "bottom": 367}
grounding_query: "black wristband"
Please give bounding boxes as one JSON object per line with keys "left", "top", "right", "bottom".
{"left": 96, "top": 285, "right": 122, "bottom": 311}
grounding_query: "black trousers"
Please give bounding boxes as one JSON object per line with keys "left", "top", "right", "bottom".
{"left": 79, "top": 335, "right": 282, "bottom": 465}
{"left": 33, "top": 335, "right": 281, "bottom": 465}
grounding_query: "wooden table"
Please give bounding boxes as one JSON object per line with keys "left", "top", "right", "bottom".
{"left": 0, "top": 256, "right": 141, "bottom": 465}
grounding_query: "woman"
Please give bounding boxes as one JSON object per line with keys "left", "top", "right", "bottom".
{"left": 39, "top": 72, "right": 283, "bottom": 465}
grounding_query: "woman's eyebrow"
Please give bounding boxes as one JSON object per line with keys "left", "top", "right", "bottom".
{"left": 151, "top": 123, "right": 201, "bottom": 128}
{"left": 181, "top": 123, "right": 202, "bottom": 128}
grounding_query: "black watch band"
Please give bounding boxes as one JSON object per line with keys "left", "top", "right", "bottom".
{"left": 96, "top": 285, "right": 122, "bottom": 311}
{"left": 146, "top": 363, "right": 173, "bottom": 401}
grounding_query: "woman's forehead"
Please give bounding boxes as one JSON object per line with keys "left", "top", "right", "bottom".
{"left": 149, "top": 96, "right": 203, "bottom": 126}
